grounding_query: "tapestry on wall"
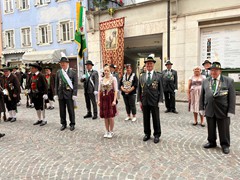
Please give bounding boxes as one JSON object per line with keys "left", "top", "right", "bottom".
{"left": 99, "top": 17, "right": 125, "bottom": 77}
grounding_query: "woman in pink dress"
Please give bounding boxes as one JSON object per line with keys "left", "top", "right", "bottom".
{"left": 188, "top": 66, "right": 206, "bottom": 126}
{"left": 98, "top": 65, "right": 118, "bottom": 138}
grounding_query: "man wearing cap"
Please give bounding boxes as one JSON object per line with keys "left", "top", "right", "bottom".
{"left": 162, "top": 60, "right": 178, "bottom": 113}
{"left": 55, "top": 55, "right": 78, "bottom": 131}
{"left": 1, "top": 66, "right": 21, "bottom": 122}
{"left": 199, "top": 62, "right": 236, "bottom": 154}
{"left": 29, "top": 63, "right": 48, "bottom": 126}
{"left": 137, "top": 57, "right": 163, "bottom": 143}
{"left": 44, "top": 66, "right": 55, "bottom": 110}
{"left": 201, "top": 60, "right": 212, "bottom": 78}
{"left": 81, "top": 60, "right": 99, "bottom": 120}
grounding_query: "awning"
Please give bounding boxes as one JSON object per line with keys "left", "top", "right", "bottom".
{"left": 22, "top": 49, "right": 66, "bottom": 64}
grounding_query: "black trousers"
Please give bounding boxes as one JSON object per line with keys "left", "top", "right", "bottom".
{"left": 4, "top": 97, "right": 17, "bottom": 111}
{"left": 206, "top": 116, "right": 230, "bottom": 147}
{"left": 84, "top": 93, "right": 97, "bottom": 116}
{"left": 123, "top": 94, "right": 136, "bottom": 115}
{"left": 32, "top": 93, "right": 44, "bottom": 110}
{"left": 164, "top": 91, "right": 176, "bottom": 111}
{"left": 142, "top": 105, "right": 161, "bottom": 137}
{"left": 59, "top": 98, "right": 75, "bottom": 126}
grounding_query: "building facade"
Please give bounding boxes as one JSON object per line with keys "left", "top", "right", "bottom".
{"left": 86, "top": 0, "right": 240, "bottom": 91}
{"left": 1, "top": 0, "right": 88, "bottom": 73}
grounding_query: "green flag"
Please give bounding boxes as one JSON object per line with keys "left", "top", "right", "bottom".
{"left": 75, "top": 2, "right": 87, "bottom": 59}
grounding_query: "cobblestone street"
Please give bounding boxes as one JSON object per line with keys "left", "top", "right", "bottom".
{"left": 0, "top": 90, "right": 240, "bottom": 179}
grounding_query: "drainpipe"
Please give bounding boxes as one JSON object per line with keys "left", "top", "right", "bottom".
{"left": 167, "top": 0, "right": 170, "bottom": 60}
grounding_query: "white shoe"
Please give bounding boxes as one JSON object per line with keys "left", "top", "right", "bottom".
{"left": 132, "top": 117, "right": 137, "bottom": 122}
{"left": 104, "top": 132, "right": 109, "bottom": 138}
{"left": 125, "top": 117, "right": 131, "bottom": 121}
{"left": 107, "top": 132, "right": 114, "bottom": 138}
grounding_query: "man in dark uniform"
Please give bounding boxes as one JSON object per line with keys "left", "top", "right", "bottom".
{"left": 29, "top": 63, "right": 48, "bottom": 126}
{"left": 44, "top": 66, "right": 55, "bottom": 110}
{"left": 12, "top": 66, "right": 22, "bottom": 106}
{"left": 200, "top": 62, "right": 236, "bottom": 154}
{"left": 23, "top": 66, "right": 34, "bottom": 108}
{"left": 81, "top": 60, "right": 99, "bottom": 120}
{"left": 2, "top": 66, "right": 21, "bottom": 122}
{"left": 55, "top": 54, "right": 78, "bottom": 131}
{"left": 162, "top": 60, "right": 178, "bottom": 113}
{"left": 137, "top": 57, "right": 164, "bottom": 143}
{"left": 201, "top": 60, "right": 212, "bottom": 78}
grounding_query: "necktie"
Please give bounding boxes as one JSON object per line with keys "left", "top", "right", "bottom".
{"left": 167, "top": 70, "right": 170, "bottom": 78}
{"left": 147, "top": 72, "right": 151, "bottom": 85}
{"left": 212, "top": 79, "right": 217, "bottom": 94}
{"left": 206, "top": 70, "right": 208, "bottom": 77}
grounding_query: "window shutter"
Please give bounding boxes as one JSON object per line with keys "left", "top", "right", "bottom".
{"left": 15, "top": 0, "right": 20, "bottom": 9}
{"left": 26, "top": 0, "right": 30, "bottom": 9}
{"left": 10, "top": 0, "right": 13, "bottom": 12}
{"left": 45, "top": 0, "right": 51, "bottom": 4}
{"left": 11, "top": 31, "right": 15, "bottom": 48}
{"left": 5, "top": 0, "right": 8, "bottom": 12}
{"left": 35, "top": 27, "right": 40, "bottom": 45}
{"left": 2, "top": 32, "right": 6, "bottom": 48}
{"left": 34, "top": 0, "right": 39, "bottom": 6}
{"left": 21, "top": 29, "right": 25, "bottom": 47}
{"left": 56, "top": 23, "right": 61, "bottom": 42}
{"left": 47, "top": 25, "right": 53, "bottom": 44}
{"left": 69, "top": 20, "right": 74, "bottom": 41}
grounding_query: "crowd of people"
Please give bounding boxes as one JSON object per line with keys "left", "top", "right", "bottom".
{"left": 0, "top": 55, "right": 236, "bottom": 154}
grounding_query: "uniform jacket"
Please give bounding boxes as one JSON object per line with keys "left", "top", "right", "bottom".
{"left": 3, "top": 73, "right": 21, "bottom": 102}
{"left": 25, "top": 72, "right": 32, "bottom": 89}
{"left": 162, "top": 69, "right": 178, "bottom": 92}
{"left": 137, "top": 71, "right": 163, "bottom": 106}
{"left": 13, "top": 72, "right": 22, "bottom": 84}
{"left": 112, "top": 71, "right": 120, "bottom": 88}
{"left": 30, "top": 72, "right": 48, "bottom": 95}
{"left": 201, "top": 69, "right": 211, "bottom": 78}
{"left": 82, "top": 70, "right": 99, "bottom": 93}
{"left": 45, "top": 73, "right": 55, "bottom": 94}
{"left": 199, "top": 75, "right": 236, "bottom": 119}
{"left": 55, "top": 68, "right": 78, "bottom": 99}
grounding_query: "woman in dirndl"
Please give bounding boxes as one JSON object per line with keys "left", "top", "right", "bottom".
{"left": 98, "top": 65, "right": 118, "bottom": 138}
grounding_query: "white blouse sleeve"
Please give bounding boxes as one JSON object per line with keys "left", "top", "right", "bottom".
{"left": 113, "top": 77, "right": 118, "bottom": 92}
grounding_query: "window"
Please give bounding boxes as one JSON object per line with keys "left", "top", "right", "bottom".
{"left": 57, "top": 20, "right": 74, "bottom": 43}
{"left": 16, "top": 0, "right": 30, "bottom": 10}
{"left": 4, "top": 0, "right": 14, "bottom": 13}
{"left": 36, "top": 24, "right": 53, "bottom": 45}
{"left": 2, "top": 30, "right": 15, "bottom": 48}
{"left": 21, "top": 27, "right": 31, "bottom": 47}
{"left": 34, "top": 0, "right": 51, "bottom": 6}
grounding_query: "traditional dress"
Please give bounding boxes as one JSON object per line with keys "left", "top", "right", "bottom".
{"left": 99, "top": 75, "right": 118, "bottom": 118}
{"left": 189, "top": 75, "right": 205, "bottom": 113}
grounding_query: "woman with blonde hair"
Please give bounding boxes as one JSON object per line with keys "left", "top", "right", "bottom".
{"left": 98, "top": 65, "right": 118, "bottom": 138}
{"left": 188, "top": 66, "right": 206, "bottom": 126}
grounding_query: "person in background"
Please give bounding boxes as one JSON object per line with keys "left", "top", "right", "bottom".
{"left": 120, "top": 64, "right": 138, "bottom": 122}
{"left": 200, "top": 62, "right": 236, "bottom": 154}
{"left": 162, "top": 60, "right": 178, "bottom": 114}
{"left": 110, "top": 64, "right": 120, "bottom": 99}
{"left": 81, "top": 60, "right": 99, "bottom": 120}
{"left": 137, "top": 57, "right": 163, "bottom": 144}
{"left": 29, "top": 63, "right": 48, "bottom": 127}
{"left": 55, "top": 54, "right": 78, "bottom": 131}
{"left": 139, "top": 65, "right": 147, "bottom": 111}
{"left": 98, "top": 65, "right": 118, "bottom": 138}
{"left": 24, "top": 66, "right": 34, "bottom": 108}
{"left": 44, "top": 66, "right": 55, "bottom": 110}
{"left": 2, "top": 66, "right": 21, "bottom": 122}
{"left": 201, "top": 60, "right": 211, "bottom": 78}
{"left": 0, "top": 71, "right": 6, "bottom": 121}
{"left": 188, "top": 66, "right": 206, "bottom": 126}
{"left": 12, "top": 66, "right": 22, "bottom": 106}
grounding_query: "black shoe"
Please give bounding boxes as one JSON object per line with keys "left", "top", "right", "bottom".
{"left": 165, "top": 110, "right": 170, "bottom": 113}
{"left": 33, "top": 120, "right": 42, "bottom": 125}
{"left": 200, "top": 124, "right": 205, "bottom": 127}
{"left": 60, "top": 125, "right": 66, "bottom": 131}
{"left": 192, "top": 122, "right": 198, "bottom": 126}
{"left": 222, "top": 146, "right": 230, "bottom": 154}
{"left": 154, "top": 137, "right": 160, "bottom": 144}
{"left": 0, "top": 133, "right": 5, "bottom": 138}
{"left": 172, "top": 110, "right": 178, "bottom": 114}
{"left": 5, "top": 117, "right": 12, "bottom": 122}
{"left": 70, "top": 125, "right": 75, "bottom": 131}
{"left": 203, "top": 143, "right": 217, "bottom": 149}
{"left": 10, "top": 118, "right": 16, "bottom": 122}
{"left": 49, "top": 106, "right": 54, "bottom": 110}
{"left": 40, "top": 121, "right": 47, "bottom": 126}
{"left": 84, "top": 114, "right": 92, "bottom": 118}
{"left": 92, "top": 116, "right": 98, "bottom": 120}
{"left": 143, "top": 135, "right": 150, "bottom": 141}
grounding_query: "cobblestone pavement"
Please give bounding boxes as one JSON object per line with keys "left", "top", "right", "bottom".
{"left": 0, "top": 90, "right": 240, "bottom": 179}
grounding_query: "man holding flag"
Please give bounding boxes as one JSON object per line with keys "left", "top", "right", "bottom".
{"left": 55, "top": 53, "right": 78, "bottom": 131}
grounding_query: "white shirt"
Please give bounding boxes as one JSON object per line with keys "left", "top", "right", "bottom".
{"left": 146, "top": 70, "right": 154, "bottom": 80}
{"left": 212, "top": 75, "right": 220, "bottom": 93}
